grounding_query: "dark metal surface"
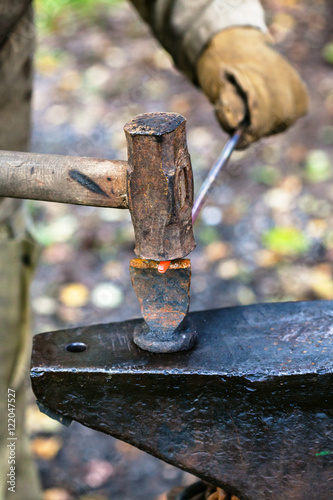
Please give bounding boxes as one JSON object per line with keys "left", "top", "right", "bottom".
{"left": 130, "top": 258, "right": 196, "bottom": 352}
{"left": 0, "top": 150, "right": 128, "bottom": 208}
{"left": 124, "top": 112, "right": 195, "bottom": 261}
{"left": 31, "top": 300, "right": 333, "bottom": 500}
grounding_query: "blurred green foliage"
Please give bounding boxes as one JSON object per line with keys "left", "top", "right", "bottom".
{"left": 31, "top": 215, "right": 79, "bottom": 246}
{"left": 262, "top": 227, "right": 310, "bottom": 256}
{"left": 305, "top": 150, "right": 332, "bottom": 183}
{"left": 35, "top": 0, "right": 123, "bottom": 31}
{"left": 318, "top": 126, "right": 333, "bottom": 146}
{"left": 323, "top": 42, "right": 333, "bottom": 65}
{"left": 250, "top": 165, "right": 280, "bottom": 186}
{"left": 197, "top": 226, "right": 219, "bottom": 245}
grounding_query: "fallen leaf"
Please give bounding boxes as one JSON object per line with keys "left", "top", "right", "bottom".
{"left": 204, "top": 241, "right": 232, "bottom": 262}
{"left": 59, "top": 283, "right": 90, "bottom": 308}
{"left": 36, "top": 54, "right": 60, "bottom": 76}
{"left": 43, "top": 489, "right": 72, "bottom": 500}
{"left": 256, "top": 249, "right": 281, "bottom": 268}
{"left": 31, "top": 436, "right": 63, "bottom": 460}
{"left": 216, "top": 259, "right": 240, "bottom": 280}
{"left": 311, "top": 264, "right": 333, "bottom": 299}
{"left": 57, "top": 69, "right": 81, "bottom": 92}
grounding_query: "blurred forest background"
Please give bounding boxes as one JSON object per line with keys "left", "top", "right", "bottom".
{"left": 26, "top": 0, "right": 333, "bottom": 499}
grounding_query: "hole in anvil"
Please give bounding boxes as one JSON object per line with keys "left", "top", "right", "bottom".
{"left": 66, "top": 342, "right": 87, "bottom": 353}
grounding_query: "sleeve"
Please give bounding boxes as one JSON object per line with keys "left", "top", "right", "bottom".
{"left": 129, "top": 0, "right": 268, "bottom": 82}
{"left": 0, "top": 0, "right": 32, "bottom": 45}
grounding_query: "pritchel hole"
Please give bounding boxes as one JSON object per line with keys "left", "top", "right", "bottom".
{"left": 66, "top": 342, "right": 87, "bottom": 353}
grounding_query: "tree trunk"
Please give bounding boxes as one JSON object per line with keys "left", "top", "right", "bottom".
{"left": 0, "top": 4, "right": 42, "bottom": 499}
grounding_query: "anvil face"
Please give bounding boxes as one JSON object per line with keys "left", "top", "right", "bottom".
{"left": 31, "top": 300, "right": 333, "bottom": 500}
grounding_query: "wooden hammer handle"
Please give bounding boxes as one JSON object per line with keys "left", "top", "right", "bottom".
{"left": 0, "top": 150, "right": 128, "bottom": 208}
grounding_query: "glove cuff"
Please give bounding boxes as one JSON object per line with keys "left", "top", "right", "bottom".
{"left": 184, "top": 0, "right": 268, "bottom": 82}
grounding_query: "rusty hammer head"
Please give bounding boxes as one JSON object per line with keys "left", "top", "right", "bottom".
{"left": 124, "top": 112, "right": 195, "bottom": 261}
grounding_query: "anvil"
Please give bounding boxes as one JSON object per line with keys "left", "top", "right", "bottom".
{"left": 31, "top": 300, "right": 333, "bottom": 500}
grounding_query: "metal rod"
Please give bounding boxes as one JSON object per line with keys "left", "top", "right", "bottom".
{"left": 0, "top": 150, "right": 128, "bottom": 208}
{"left": 192, "top": 128, "right": 244, "bottom": 223}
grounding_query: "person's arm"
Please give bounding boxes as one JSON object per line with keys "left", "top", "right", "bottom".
{"left": 129, "top": 0, "right": 267, "bottom": 82}
{"left": 129, "top": 0, "right": 308, "bottom": 148}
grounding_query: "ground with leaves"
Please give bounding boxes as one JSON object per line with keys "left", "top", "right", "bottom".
{"left": 27, "top": 1, "right": 333, "bottom": 499}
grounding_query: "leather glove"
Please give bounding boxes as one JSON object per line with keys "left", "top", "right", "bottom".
{"left": 196, "top": 27, "right": 309, "bottom": 148}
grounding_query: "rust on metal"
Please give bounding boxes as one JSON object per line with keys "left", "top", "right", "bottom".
{"left": 130, "top": 258, "right": 196, "bottom": 352}
{"left": 0, "top": 150, "right": 128, "bottom": 208}
{"left": 124, "top": 112, "right": 195, "bottom": 261}
{"left": 130, "top": 258, "right": 190, "bottom": 270}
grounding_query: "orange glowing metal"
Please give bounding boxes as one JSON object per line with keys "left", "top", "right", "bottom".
{"left": 158, "top": 261, "right": 171, "bottom": 273}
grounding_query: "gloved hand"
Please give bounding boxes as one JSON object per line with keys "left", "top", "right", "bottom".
{"left": 196, "top": 27, "right": 309, "bottom": 148}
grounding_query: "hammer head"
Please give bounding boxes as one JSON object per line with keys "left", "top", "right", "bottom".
{"left": 124, "top": 112, "right": 195, "bottom": 261}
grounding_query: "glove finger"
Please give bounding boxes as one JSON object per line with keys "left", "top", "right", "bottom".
{"left": 215, "top": 63, "right": 296, "bottom": 147}
{"left": 214, "top": 76, "right": 247, "bottom": 133}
